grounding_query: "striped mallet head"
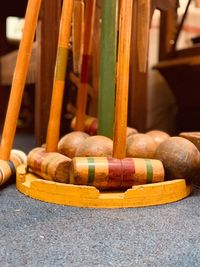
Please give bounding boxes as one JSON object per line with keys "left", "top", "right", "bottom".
{"left": 70, "top": 157, "right": 164, "bottom": 190}
{"left": 0, "top": 149, "right": 27, "bottom": 186}
{"left": 27, "top": 147, "right": 71, "bottom": 183}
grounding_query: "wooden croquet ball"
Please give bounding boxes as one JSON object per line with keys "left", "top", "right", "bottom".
{"left": 126, "top": 133, "right": 157, "bottom": 158}
{"left": 126, "top": 127, "right": 138, "bottom": 138}
{"left": 155, "top": 136, "right": 200, "bottom": 182}
{"left": 75, "top": 135, "right": 113, "bottom": 157}
{"left": 58, "top": 131, "right": 89, "bottom": 158}
{"left": 146, "top": 130, "right": 170, "bottom": 148}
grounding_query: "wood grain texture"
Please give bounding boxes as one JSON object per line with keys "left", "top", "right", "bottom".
{"left": 17, "top": 164, "right": 191, "bottom": 209}
{"left": 70, "top": 157, "right": 164, "bottom": 190}
{"left": 0, "top": 0, "right": 42, "bottom": 160}
{"left": 72, "top": 0, "right": 84, "bottom": 75}
{"left": 45, "top": 0, "right": 74, "bottom": 152}
{"left": 113, "top": 0, "right": 133, "bottom": 159}
{"left": 128, "top": 0, "right": 147, "bottom": 132}
{"left": 137, "top": 0, "right": 151, "bottom": 72}
{"left": 27, "top": 147, "right": 71, "bottom": 183}
{"left": 75, "top": 0, "right": 96, "bottom": 131}
{"left": 98, "top": 0, "right": 118, "bottom": 138}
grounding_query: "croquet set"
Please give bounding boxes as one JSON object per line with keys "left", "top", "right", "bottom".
{"left": 1, "top": 0, "right": 199, "bottom": 208}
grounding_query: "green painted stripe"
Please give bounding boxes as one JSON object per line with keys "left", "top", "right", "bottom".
{"left": 145, "top": 159, "right": 153, "bottom": 184}
{"left": 55, "top": 47, "right": 68, "bottom": 81}
{"left": 87, "top": 157, "right": 95, "bottom": 185}
{"left": 98, "top": 0, "right": 118, "bottom": 139}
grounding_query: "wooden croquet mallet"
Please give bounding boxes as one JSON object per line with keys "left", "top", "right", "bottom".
{"left": 70, "top": 0, "right": 165, "bottom": 190}
{"left": 0, "top": 0, "right": 41, "bottom": 186}
{"left": 46, "top": 0, "right": 74, "bottom": 152}
{"left": 74, "top": 0, "right": 96, "bottom": 131}
{"left": 27, "top": 0, "right": 73, "bottom": 183}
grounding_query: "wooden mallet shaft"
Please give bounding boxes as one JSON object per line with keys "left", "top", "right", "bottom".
{"left": 46, "top": 0, "right": 74, "bottom": 152}
{"left": 0, "top": 0, "right": 41, "bottom": 186}
{"left": 137, "top": 0, "right": 151, "bottom": 72}
{"left": 0, "top": 0, "right": 42, "bottom": 161}
{"left": 75, "top": 0, "right": 96, "bottom": 131}
{"left": 72, "top": 0, "right": 84, "bottom": 75}
{"left": 113, "top": 0, "right": 133, "bottom": 159}
{"left": 98, "top": 0, "right": 118, "bottom": 139}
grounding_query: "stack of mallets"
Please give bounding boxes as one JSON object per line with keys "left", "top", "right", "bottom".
{"left": 0, "top": 0, "right": 42, "bottom": 187}
{"left": 27, "top": 0, "right": 165, "bottom": 190}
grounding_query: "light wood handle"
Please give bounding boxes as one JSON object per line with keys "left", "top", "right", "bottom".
{"left": 137, "top": 0, "right": 151, "bottom": 72}
{"left": 0, "top": 0, "right": 42, "bottom": 160}
{"left": 113, "top": 0, "right": 133, "bottom": 159}
{"left": 46, "top": 0, "right": 74, "bottom": 152}
{"left": 75, "top": 0, "right": 96, "bottom": 131}
{"left": 72, "top": 0, "right": 84, "bottom": 75}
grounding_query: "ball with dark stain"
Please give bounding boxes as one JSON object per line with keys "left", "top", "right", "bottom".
{"left": 126, "top": 133, "right": 157, "bottom": 158}
{"left": 155, "top": 136, "right": 200, "bottom": 182}
{"left": 58, "top": 131, "right": 89, "bottom": 158}
{"left": 146, "top": 130, "right": 170, "bottom": 148}
{"left": 75, "top": 135, "right": 113, "bottom": 157}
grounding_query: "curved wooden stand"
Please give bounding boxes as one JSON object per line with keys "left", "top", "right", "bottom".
{"left": 16, "top": 165, "right": 191, "bottom": 209}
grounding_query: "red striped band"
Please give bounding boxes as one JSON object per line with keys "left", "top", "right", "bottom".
{"left": 80, "top": 54, "right": 91, "bottom": 83}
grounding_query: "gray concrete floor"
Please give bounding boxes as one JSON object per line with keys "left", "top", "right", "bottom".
{"left": 0, "top": 184, "right": 200, "bottom": 267}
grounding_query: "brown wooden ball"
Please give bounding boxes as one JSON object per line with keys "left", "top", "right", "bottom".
{"left": 75, "top": 135, "right": 113, "bottom": 157}
{"left": 146, "top": 130, "right": 170, "bottom": 148}
{"left": 126, "top": 133, "right": 157, "bottom": 158}
{"left": 126, "top": 127, "right": 138, "bottom": 138}
{"left": 155, "top": 136, "right": 200, "bottom": 182}
{"left": 58, "top": 131, "right": 89, "bottom": 158}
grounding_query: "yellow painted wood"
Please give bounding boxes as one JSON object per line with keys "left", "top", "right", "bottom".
{"left": 16, "top": 165, "right": 192, "bottom": 208}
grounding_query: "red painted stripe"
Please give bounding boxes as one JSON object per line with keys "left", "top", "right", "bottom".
{"left": 107, "top": 157, "right": 135, "bottom": 189}
{"left": 121, "top": 158, "right": 135, "bottom": 188}
{"left": 107, "top": 157, "right": 122, "bottom": 189}
{"left": 80, "top": 54, "right": 90, "bottom": 83}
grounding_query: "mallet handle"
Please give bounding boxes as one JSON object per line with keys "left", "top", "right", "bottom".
{"left": 75, "top": 0, "right": 96, "bottom": 131}
{"left": 72, "top": 0, "right": 84, "bottom": 75}
{"left": 113, "top": 0, "right": 133, "bottom": 159}
{"left": 0, "top": 0, "right": 42, "bottom": 161}
{"left": 98, "top": 0, "right": 118, "bottom": 139}
{"left": 46, "top": 0, "right": 74, "bottom": 152}
{"left": 137, "top": 0, "right": 151, "bottom": 72}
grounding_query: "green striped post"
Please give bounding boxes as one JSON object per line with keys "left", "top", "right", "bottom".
{"left": 98, "top": 0, "right": 118, "bottom": 138}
